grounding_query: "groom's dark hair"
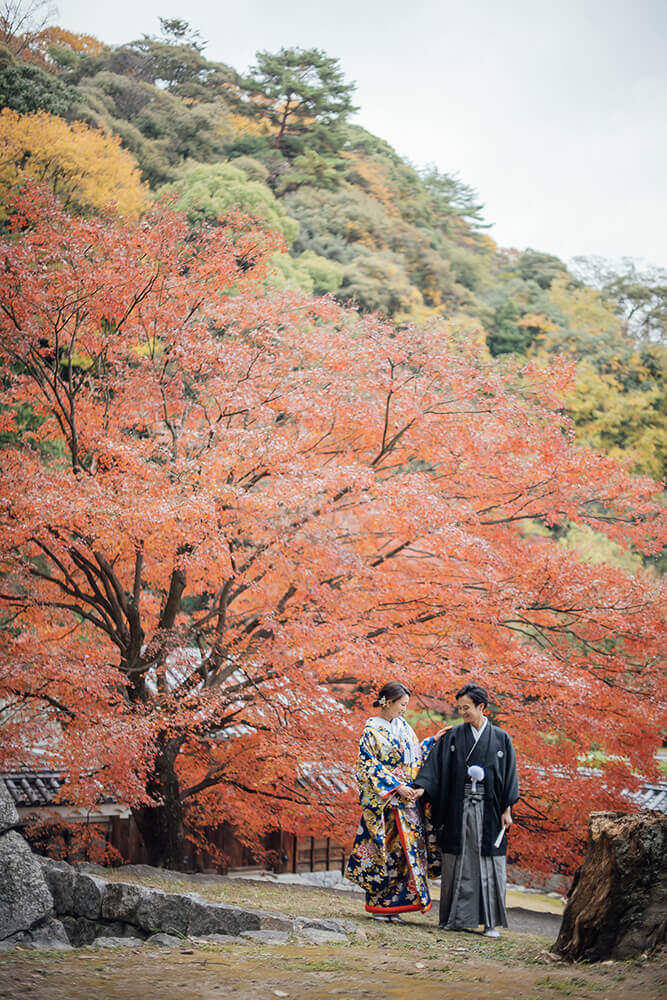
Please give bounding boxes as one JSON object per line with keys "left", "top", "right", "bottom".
{"left": 456, "top": 683, "right": 488, "bottom": 708}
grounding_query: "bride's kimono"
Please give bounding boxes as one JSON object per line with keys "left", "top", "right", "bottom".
{"left": 345, "top": 715, "right": 436, "bottom": 915}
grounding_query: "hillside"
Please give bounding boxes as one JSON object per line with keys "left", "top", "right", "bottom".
{"left": 0, "top": 14, "right": 664, "bottom": 479}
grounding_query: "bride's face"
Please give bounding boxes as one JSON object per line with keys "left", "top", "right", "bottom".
{"left": 389, "top": 693, "right": 410, "bottom": 719}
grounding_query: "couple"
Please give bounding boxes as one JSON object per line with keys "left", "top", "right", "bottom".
{"left": 345, "top": 680, "right": 519, "bottom": 936}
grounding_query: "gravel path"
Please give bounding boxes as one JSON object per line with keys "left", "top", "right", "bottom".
{"left": 507, "top": 905, "right": 562, "bottom": 938}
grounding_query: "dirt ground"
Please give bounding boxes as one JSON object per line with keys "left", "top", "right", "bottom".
{"left": 0, "top": 877, "right": 663, "bottom": 1000}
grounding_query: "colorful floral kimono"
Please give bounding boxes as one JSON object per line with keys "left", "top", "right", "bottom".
{"left": 345, "top": 716, "right": 435, "bottom": 915}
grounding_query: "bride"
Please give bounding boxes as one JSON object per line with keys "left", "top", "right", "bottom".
{"left": 345, "top": 681, "right": 437, "bottom": 920}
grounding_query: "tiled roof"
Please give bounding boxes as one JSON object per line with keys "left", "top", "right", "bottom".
{"left": 2, "top": 771, "right": 65, "bottom": 807}
{"left": 639, "top": 783, "right": 667, "bottom": 813}
{"left": 3, "top": 769, "right": 665, "bottom": 814}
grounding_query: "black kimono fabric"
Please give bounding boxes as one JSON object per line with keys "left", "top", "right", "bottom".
{"left": 414, "top": 722, "right": 519, "bottom": 857}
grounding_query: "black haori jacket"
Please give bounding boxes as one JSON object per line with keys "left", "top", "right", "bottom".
{"left": 414, "top": 722, "right": 519, "bottom": 857}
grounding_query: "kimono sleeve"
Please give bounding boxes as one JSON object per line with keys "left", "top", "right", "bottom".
{"left": 413, "top": 736, "right": 444, "bottom": 802}
{"left": 357, "top": 728, "right": 401, "bottom": 800}
{"left": 501, "top": 734, "right": 520, "bottom": 810}
{"left": 420, "top": 735, "right": 436, "bottom": 763}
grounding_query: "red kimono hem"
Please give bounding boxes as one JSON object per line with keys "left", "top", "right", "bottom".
{"left": 365, "top": 901, "right": 433, "bottom": 915}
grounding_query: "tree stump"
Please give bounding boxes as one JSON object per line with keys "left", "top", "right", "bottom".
{"left": 553, "top": 810, "right": 666, "bottom": 961}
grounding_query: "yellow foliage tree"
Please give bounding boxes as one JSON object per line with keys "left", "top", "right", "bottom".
{"left": 567, "top": 359, "right": 666, "bottom": 480}
{"left": 36, "top": 26, "right": 106, "bottom": 55}
{"left": 228, "top": 110, "right": 274, "bottom": 138}
{"left": 28, "top": 26, "right": 107, "bottom": 67}
{"left": 342, "top": 154, "right": 399, "bottom": 217}
{"left": 528, "top": 276, "right": 666, "bottom": 478}
{"left": 541, "top": 275, "right": 622, "bottom": 356}
{"left": 0, "top": 109, "right": 148, "bottom": 219}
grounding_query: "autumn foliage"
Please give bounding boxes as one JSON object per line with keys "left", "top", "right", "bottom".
{"left": 0, "top": 109, "right": 148, "bottom": 219}
{"left": 0, "top": 187, "right": 664, "bottom": 873}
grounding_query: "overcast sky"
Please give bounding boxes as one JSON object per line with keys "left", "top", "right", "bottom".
{"left": 53, "top": 0, "right": 667, "bottom": 268}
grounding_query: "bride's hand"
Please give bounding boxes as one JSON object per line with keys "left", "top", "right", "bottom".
{"left": 412, "top": 787, "right": 425, "bottom": 799}
{"left": 396, "top": 784, "right": 418, "bottom": 802}
{"left": 434, "top": 726, "right": 452, "bottom": 739}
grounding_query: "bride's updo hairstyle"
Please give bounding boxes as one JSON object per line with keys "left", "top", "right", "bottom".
{"left": 373, "top": 681, "right": 411, "bottom": 708}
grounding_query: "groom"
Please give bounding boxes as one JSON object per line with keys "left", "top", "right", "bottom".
{"left": 414, "top": 683, "right": 519, "bottom": 936}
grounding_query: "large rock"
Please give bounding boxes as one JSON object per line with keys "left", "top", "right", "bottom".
{"left": 0, "top": 831, "right": 54, "bottom": 940}
{"left": 0, "top": 918, "right": 71, "bottom": 951}
{"left": 0, "top": 782, "right": 18, "bottom": 834}
{"left": 100, "top": 881, "right": 145, "bottom": 924}
{"left": 295, "top": 927, "right": 349, "bottom": 945}
{"left": 96, "top": 920, "right": 147, "bottom": 940}
{"left": 297, "top": 916, "right": 358, "bottom": 935}
{"left": 187, "top": 898, "right": 262, "bottom": 938}
{"left": 255, "top": 908, "right": 298, "bottom": 933}
{"left": 134, "top": 886, "right": 192, "bottom": 936}
{"left": 240, "top": 929, "right": 290, "bottom": 944}
{"left": 144, "top": 932, "right": 183, "bottom": 948}
{"left": 553, "top": 810, "right": 667, "bottom": 961}
{"left": 60, "top": 916, "right": 98, "bottom": 947}
{"left": 22, "top": 918, "right": 71, "bottom": 951}
{"left": 37, "top": 857, "right": 76, "bottom": 915}
{"left": 91, "top": 936, "right": 143, "bottom": 949}
{"left": 73, "top": 872, "right": 107, "bottom": 920}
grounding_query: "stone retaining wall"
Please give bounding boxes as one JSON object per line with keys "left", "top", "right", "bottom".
{"left": 0, "top": 782, "right": 70, "bottom": 950}
{"left": 1, "top": 780, "right": 356, "bottom": 951}
{"left": 37, "top": 857, "right": 314, "bottom": 945}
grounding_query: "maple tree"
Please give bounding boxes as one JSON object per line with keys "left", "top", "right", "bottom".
{"left": 0, "top": 187, "right": 664, "bottom": 873}
{"left": 0, "top": 109, "right": 148, "bottom": 219}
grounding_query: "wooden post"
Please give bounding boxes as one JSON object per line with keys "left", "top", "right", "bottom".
{"left": 310, "top": 836, "right": 314, "bottom": 872}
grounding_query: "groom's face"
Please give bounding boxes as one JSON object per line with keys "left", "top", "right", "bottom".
{"left": 456, "top": 695, "right": 485, "bottom": 729}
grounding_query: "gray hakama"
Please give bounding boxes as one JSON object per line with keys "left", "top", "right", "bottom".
{"left": 439, "top": 785, "right": 508, "bottom": 930}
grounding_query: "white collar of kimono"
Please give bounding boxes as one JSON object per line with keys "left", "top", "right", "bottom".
{"left": 470, "top": 717, "right": 488, "bottom": 742}
{"left": 366, "top": 715, "right": 421, "bottom": 765}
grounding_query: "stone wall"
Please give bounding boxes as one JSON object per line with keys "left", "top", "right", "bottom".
{"left": 1, "top": 780, "right": 356, "bottom": 951}
{"left": 37, "top": 857, "right": 304, "bottom": 945}
{"left": 0, "top": 782, "right": 70, "bottom": 950}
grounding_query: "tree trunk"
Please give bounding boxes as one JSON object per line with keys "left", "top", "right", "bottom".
{"left": 553, "top": 810, "right": 667, "bottom": 961}
{"left": 131, "top": 737, "right": 186, "bottom": 869}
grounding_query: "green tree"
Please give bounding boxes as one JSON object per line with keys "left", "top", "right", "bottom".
{"left": 276, "top": 149, "right": 343, "bottom": 193}
{"left": 571, "top": 256, "right": 667, "bottom": 342}
{"left": 419, "top": 164, "right": 489, "bottom": 239}
{"left": 516, "top": 249, "right": 570, "bottom": 289}
{"left": 605, "top": 271, "right": 667, "bottom": 342}
{"left": 73, "top": 72, "right": 234, "bottom": 186}
{"left": 487, "top": 298, "right": 531, "bottom": 355}
{"left": 270, "top": 249, "right": 343, "bottom": 295}
{"left": 158, "top": 160, "right": 299, "bottom": 243}
{"left": 0, "top": 49, "right": 76, "bottom": 114}
{"left": 157, "top": 17, "right": 205, "bottom": 52}
{"left": 239, "top": 46, "right": 357, "bottom": 157}
{"left": 337, "top": 248, "right": 422, "bottom": 315}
